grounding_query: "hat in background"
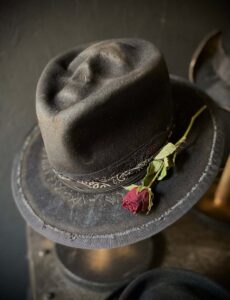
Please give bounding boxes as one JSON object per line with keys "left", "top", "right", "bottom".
{"left": 189, "top": 30, "right": 230, "bottom": 112}
{"left": 118, "top": 268, "right": 230, "bottom": 300}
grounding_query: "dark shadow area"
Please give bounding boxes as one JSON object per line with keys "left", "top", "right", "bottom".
{"left": 149, "top": 233, "right": 167, "bottom": 268}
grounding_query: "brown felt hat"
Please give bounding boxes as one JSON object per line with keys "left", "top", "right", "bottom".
{"left": 12, "top": 38, "right": 224, "bottom": 248}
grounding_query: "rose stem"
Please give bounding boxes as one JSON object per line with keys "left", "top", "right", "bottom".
{"left": 146, "top": 105, "right": 207, "bottom": 189}
{"left": 147, "top": 162, "right": 164, "bottom": 188}
{"left": 175, "top": 105, "right": 207, "bottom": 147}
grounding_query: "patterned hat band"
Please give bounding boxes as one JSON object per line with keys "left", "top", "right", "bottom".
{"left": 53, "top": 127, "right": 172, "bottom": 193}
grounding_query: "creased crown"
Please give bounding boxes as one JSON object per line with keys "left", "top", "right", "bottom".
{"left": 36, "top": 38, "right": 173, "bottom": 183}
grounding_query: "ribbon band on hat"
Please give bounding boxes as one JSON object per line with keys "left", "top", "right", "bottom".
{"left": 53, "top": 127, "right": 172, "bottom": 193}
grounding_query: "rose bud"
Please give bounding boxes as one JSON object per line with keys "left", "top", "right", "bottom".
{"left": 122, "top": 187, "right": 152, "bottom": 214}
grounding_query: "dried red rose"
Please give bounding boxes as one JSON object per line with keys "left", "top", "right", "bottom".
{"left": 122, "top": 187, "right": 151, "bottom": 214}
{"left": 122, "top": 105, "right": 207, "bottom": 215}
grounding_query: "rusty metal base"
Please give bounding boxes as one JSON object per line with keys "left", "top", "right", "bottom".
{"left": 27, "top": 211, "right": 230, "bottom": 300}
{"left": 196, "top": 182, "right": 230, "bottom": 224}
{"left": 54, "top": 239, "right": 154, "bottom": 291}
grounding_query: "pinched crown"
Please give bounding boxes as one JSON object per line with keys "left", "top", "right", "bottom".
{"left": 36, "top": 38, "right": 173, "bottom": 191}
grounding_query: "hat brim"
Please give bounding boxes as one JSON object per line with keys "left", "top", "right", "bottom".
{"left": 189, "top": 30, "right": 230, "bottom": 112}
{"left": 12, "top": 76, "right": 224, "bottom": 249}
{"left": 118, "top": 268, "right": 230, "bottom": 300}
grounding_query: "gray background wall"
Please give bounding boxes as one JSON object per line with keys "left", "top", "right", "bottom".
{"left": 0, "top": 0, "right": 229, "bottom": 299}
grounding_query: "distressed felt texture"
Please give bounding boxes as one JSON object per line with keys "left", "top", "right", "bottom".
{"left": 12, "top": 77, "right": 225, "bottom": 248}
{"left": 36, "top": 39, "right": 173, "bottom": 180}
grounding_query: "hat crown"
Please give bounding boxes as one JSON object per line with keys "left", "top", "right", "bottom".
{"left": 54, "top": 41, "right": 143, "bottom": 110}
{"left": 222, "top": 31, "right": 230, "bottom": 55}
{"left": 36, "top": 39, "right": 173, "bottom": 191}
{"left": 212, "top": 32, "right": 230, "bottom": 84}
